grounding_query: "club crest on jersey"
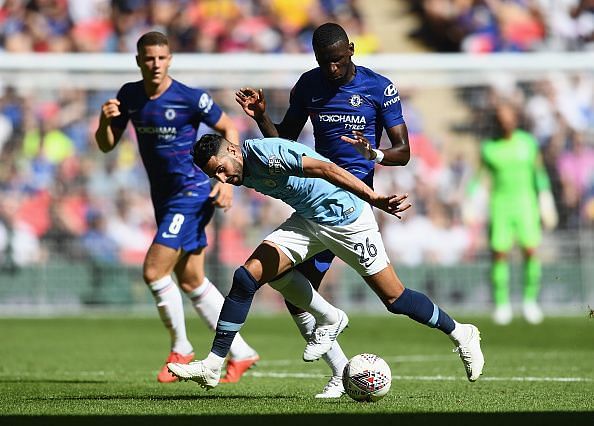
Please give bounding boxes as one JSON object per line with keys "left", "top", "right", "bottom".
{"left": 349, "top": 94, "right": 363, "bottom": 107}
{"left": 165, "top": 108, "right": 176, "bottom": 120}
{"left": 199, "top": 93, "right": 214, "bottom": 113}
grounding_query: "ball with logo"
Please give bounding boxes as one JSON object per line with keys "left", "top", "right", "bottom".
{"left": 342, "top": 353, "right": 392, "bottom": 402}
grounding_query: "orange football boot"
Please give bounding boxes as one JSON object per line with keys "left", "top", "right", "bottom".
{"left": 157, "top": 351, "right": 194, "bottom": 383}
{"left": 219, "top": 354, "right": 260, "bottom": 383}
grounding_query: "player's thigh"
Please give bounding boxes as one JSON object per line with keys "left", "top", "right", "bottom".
{"left": 263, "top": 212, "right": 326, "bottom": 271}
{"left": 154, "top": 196, "right": 214, "bottom": 253}
{"left": 516, "top": 205, "right": 541, "bottom": 249}
{"left": 245, "top": 241, "right": 296, "bottom": 284}
{"left": 174, "top": 248, "right": 206, "bottom": 292}
{"left": 318, "top": 204, "right": 389, "bottom": 277}
{"left": 489, "top": 209, "right": 514, "bottom": 252}
{"left": 143, "top": 242, "right": 181, "bottom": 283}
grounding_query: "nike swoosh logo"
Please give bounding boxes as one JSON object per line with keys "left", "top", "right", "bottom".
{"left": 161, "top": 232, "right": 178, "bottom": 239}
{"left": 128, "top": 109, "right": 138, "bottom": 114}
{"left": 311, "top": 97, "right": 324, "bottom": 103}
{"left": 364, "top": 259, "right": 376, "bottom": 268}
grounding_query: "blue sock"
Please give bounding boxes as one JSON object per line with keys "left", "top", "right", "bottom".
{"left": 387, "top": 288, "right": 455, "bottom": 334}
{"left": 211, "top": 266, "right": 261, "bottom": 357}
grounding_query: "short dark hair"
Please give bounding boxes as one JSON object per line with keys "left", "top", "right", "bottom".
{"left": 312, "top": 23, "right": 349, "bottom": 50}
{"left": 192, "top": 133, "right": 225, "bottom": 169}
{"left": 137, "top": 31, "right": 169, "bottom": 53}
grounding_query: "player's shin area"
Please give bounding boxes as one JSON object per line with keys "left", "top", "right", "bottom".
{"left": 362, "top": 266, "right": 406, "bottom": 305}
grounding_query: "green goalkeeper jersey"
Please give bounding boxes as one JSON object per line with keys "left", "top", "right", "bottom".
{"left": 481, "top": 129, "right": 540, "bottom": 211}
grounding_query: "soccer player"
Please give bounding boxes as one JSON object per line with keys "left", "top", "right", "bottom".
{"left": 167, "top": 134, "right": 484, "bottom": 390}
{"left": 94, "top": 31, "right": 258, "bottom": 383}
{"left": 235, "top": 22, "right": 410, "bottom": 398}
{"left": 469, "top": 102, "right": 554, "bottom": 325}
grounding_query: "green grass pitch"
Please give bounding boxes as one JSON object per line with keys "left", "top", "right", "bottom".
{"left": 1, "top": 314, "right": 592, "bottom": 424}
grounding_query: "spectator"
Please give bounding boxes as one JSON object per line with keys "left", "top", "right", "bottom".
{"left": 80, "top": 208, "right": 119, "bottom": 264}
{"left": 557, "top": 130, "right": 594, "bottom": 226}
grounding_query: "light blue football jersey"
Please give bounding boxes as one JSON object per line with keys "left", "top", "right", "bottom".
{"left": 241, "top": 138, "right": 364, "bottom": 226}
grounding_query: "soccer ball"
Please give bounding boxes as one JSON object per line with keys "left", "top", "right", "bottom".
{"left": 342, "top": 353, "right": 392, "bottom": 402}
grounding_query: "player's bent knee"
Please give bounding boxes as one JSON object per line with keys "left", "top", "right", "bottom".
{"left": 228, "top": 266, "right": 261, "bottom": 301}
{"left": 143, "top": 269, "right": 165, "bottom": 285}
{"left": 178, "top": 279, "right": 204, "bottom": 293}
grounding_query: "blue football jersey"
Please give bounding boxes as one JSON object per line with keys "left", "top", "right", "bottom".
{"left": 286, "top": 65, "right": 405, "bottom": 186}
{"left": 242, "top": 138, "right": 364, "bottom": 226}
{"left": 111, "top": 79, "right": 223, "bottom": 207}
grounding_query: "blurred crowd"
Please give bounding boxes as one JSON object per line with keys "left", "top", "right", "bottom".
{"left": 0, "top": 0, "right": 593, "bottom": 273}
{"left": 411, "top": 0, "right": 594, "bottom": 52}
{"left": 0, "top": 0, "right": 379, "bottom": 54}
{"left": 373, "top": 74, "right": 594, "bottom": 267}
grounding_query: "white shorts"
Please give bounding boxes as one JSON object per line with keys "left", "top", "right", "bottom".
{"left": 264, "top": 203, "right": 390, "bottom": 276}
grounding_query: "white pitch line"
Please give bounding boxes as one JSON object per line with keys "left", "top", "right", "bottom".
{"left": 248, "top": 371, "right": 592, "bottom": 382}
{"left": 257, "top": 355, "right": 455, "bottom": 366}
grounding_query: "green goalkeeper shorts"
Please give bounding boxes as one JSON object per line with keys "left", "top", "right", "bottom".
{"left": 488, "top": 202, "right": 541, "bottom": 252}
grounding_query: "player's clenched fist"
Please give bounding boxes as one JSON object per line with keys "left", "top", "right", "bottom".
{"left": 101, "top": 98, "right": 121, "bottom": 120}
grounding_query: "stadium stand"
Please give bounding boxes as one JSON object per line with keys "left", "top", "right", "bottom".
{"left": 0, "top": 0, "right": 592, "bottom": 313}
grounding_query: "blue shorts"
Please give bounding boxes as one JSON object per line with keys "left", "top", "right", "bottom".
{"left": 153, "top": 192, "right": 215, "bottom": 253}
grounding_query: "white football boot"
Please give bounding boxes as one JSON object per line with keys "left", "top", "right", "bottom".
{"left": 522, "top": 301, "right": 544, "bottom": 324}
{"left": 315, "top": 375, "right": 346, "bottom": 399}
{"left": 167, "top": 360, "right": 221, "bottom": 390}
{"left": 303, "top": 308, "right": 349, "bottom": 362}
{"left": 451, "top": 324, "right": 484, "bottom": 382}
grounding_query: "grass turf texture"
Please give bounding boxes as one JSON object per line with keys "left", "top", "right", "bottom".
{"left": 1, "top": 314, "right": 592, "bottom": 423}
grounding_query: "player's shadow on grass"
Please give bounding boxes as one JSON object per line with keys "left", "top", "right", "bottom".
{"left": 26, "top": 394, "right": 299, "bottom": 401}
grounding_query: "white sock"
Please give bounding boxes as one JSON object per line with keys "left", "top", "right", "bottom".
{"left": 270, "top": 270, "right": 338, "bottom": 325}
{"left": 185, "top": 277, "right": 257, "bottom": 360}
{"left": 323, "top": 343, "right": 349, "bottom": 377}
{"left": 448, "top": 321, "right": 467, "bottom": 344}
{"left": 292, "top": 311, "right": 316, "bottom": 339}
{"left": 291, "top": 312, "right": 348, "bottom": 376}
{"left": 204, "top": 352, "right": 225, "bottom": 371}
{"left": 149, "top": 275, "right": 193, "bottom": 355}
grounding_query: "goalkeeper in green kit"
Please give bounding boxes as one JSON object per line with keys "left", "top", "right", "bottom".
{"left": 468, "top": 102, "right": 557, "bottom": 325}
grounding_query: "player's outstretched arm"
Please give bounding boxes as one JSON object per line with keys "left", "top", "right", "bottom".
{"left": 235, "top": 88, "right": 279, "bottom": 137}
{"left": 301, "top": 156, "right": 411, "bottom": 218}
{"left": 235, "top": 87, "right": 266, "bottom": 119}
{"left": 95, "top": 98, "right": 124, "bottom": 153}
